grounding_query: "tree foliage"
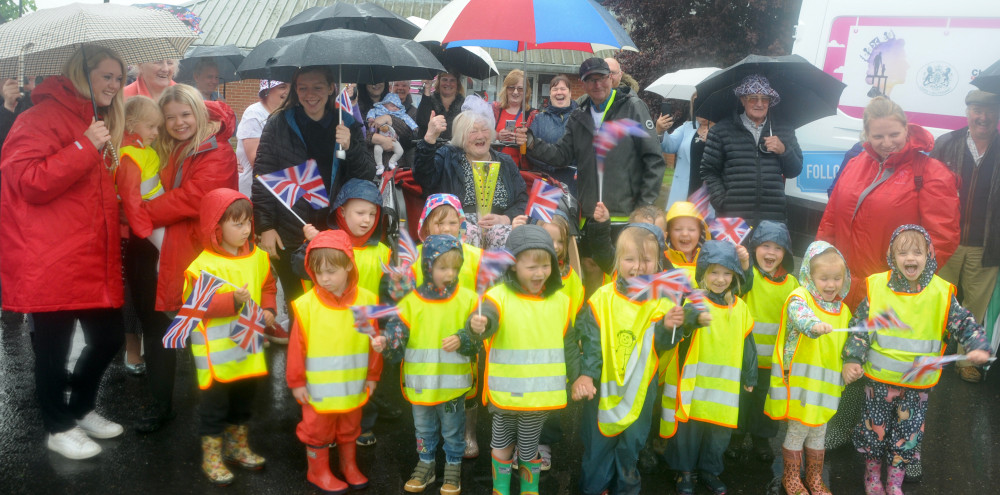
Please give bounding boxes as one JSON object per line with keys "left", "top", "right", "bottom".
{"left": 604, "top": 0, "right": 803, "bottom": 118}
{"left": 0, "top": 0, "right": 36, "bottom": 24}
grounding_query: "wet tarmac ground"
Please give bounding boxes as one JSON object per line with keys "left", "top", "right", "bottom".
{"left": 2, "top": 312, "right": 1000, "bottom": 495}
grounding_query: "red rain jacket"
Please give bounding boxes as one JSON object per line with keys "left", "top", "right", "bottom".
{"left": 0, "top": 76, "right": 124, "bottom": 312}
{"left": 142, "top": 100, "right": 238, "bottom": 311}
{"left": 817, "top": 123, "right": 959, "bottom": 309}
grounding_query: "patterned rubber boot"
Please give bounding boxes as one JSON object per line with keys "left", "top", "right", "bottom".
{"left": 490, "top": 452, "right": 513, "bottom": 495}
{"left": 804, "top": 448, "right": 832, "bottom": 495}
{"left": 885, "top": 464, "right": 905, "bottom": 495}
{"left": 306, "top": 445, "right": 348, "bottom": 495}
{"left": 223, "top": 424, "right": 266, "bottom": 469}
{"left": 201, "top": 436, "right": 234, "bottom": 486}
{"left": 518, "top": 458, "right": 542, "bottom": 495}
{"left": 864, "top": 459, "right": 886, "bottom": 495}
{"left": 781, "top": 448, "right": 808, "bottom": 495}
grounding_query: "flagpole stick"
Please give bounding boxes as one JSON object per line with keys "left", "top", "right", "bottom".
{"left": 336, "top": 66, "right": 345, "bottom": 160}
{"left": 255, "top": 175, "right": 309, "bottom": 225}
{"left": 598, "top": 171, "right": 603, "bottom": 203}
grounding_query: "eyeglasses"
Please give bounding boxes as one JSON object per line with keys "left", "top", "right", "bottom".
{"left": 584, "top": 74, "right": 609, "bottom": 84}
{"left": 742, "top": 95, "right": 771, "bottom": 104}
{"left": 507, "top": 86, "right": 524, "bottom": 93}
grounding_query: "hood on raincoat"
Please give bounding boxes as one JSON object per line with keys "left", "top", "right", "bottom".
{"left": 505, "top": 224, "right": 563, "bottom": 296}
{"left": 329, "top": 178, "right": 383, "bottom": 246}
{"left": 799, "top": 240, "right": 850, "bottom": 307}
{"left": 696, "top": 240, "right": 746, "bottom": 293}
{"left": 366, "top": 93, "right": 418, "bottom": 130}
{"left": 420, "top": 234, "right": 463, "bottom": 291}
{"left": 625, "top": 222, "right": 671, "bottom": 271}
{"left": 417, "top": 193, "right": 466, "bottom": 241}
{"left": 665, "top": 201, "right": 710, "bottom": 259}
{"left": 862, "top": 123, "right": 936, "bottom": 164}
{"left": 747, "top": 220, "right": 794, "bottom": 275}
{"left": 304, "top": 229, "right": 359, "bottom": 303}
{"left": 204, "top": 100, "right": 237, "bottom": 143}
{"left": 886, "top": 224, "right": 937, "bottom": 293}
{"left": 199, "top": 188, "right": 253, "bottom": 255}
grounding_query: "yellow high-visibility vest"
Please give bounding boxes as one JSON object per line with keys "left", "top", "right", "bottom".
{"left": 482, "top": 284, "right": 571, "bottom": 411}
{"left": 185, "top": 248, "right": 270, "bottom": 390}
{"left": 763, "top": 287, "right": 851, "bottom": 426}
{"left": 413, "top": 243, "right": 482, "bottom": 292}
{"left": 354, "top": 243, "right": 391, "bottom": 296}
{"left": 561, "top": 267, "right": 585, "bottom": 324}
{"left": 744, "top": 267, "right": 800, "bottom": 369}
{"left": 397, "top": 287, "right": 478, "bottom": 405}
{"left": 291, "top": 287, "right": 378, "bottom": 413}
{"left": 660, "top": 297, "right": 752, "bottom": 438}
{"left": 863, "top": 272, "right": 952, "bottom": 388}
{"left": 120, "top": 144, "right": 163, "bottom": 200}
{"left": 590, "top": 284, "right": 670, "bottom": 436}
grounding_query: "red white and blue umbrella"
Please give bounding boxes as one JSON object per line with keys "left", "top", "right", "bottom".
{"left": 414, "top": 0, "right": 637, "bottom": 53}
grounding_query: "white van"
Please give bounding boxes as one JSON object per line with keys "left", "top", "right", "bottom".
{"left": 787, "top": 0, "right": 1000, "bottom": 240}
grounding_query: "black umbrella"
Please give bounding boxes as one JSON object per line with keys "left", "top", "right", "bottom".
{"left": 176, "top": 44, "right": 247, "bottom": 98}
{"left": 237, "top": 29, "right": 444, "bottom": 84}
{"left": 693, "top": 54, "right": 847, "bottom": 129}
{"left": 972, "top": 59, "right": 1000, "bottom": 94}
{"left": 276, "top": 2, "right": 420, "bottom": 39}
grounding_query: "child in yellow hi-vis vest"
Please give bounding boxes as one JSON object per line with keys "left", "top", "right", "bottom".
{"left": 763, "top": 241, "right": 852, "bottom": 495}
{"left": 660, "top": 240, "right": 756, "bottom": 495}
{"left": 467, "top": 225, "right": 578, "bottom": 495}
{"left": 664, "top": 201, "right": 710, "bottom": 285}
{"left": 287, "top": 229, "right": 382, "bottom": 494}
{"left": 732, "top": 220, "right": 800, "bottom": 462}
{"left": 571, "top": 226, "right": 701, "bottom": 495}
{"left": 374, "top": 235, "right": 479, "bottom": 495}
{"left": 842, "top": 225, "right": 990, "bottom": 495}
{"left": 182, "top": 189, "right": 277, "bottom": 485}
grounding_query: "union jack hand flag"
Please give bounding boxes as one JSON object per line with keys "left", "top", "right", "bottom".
{"left": 901, "top": 354, "right": 965, "bottom": 383}
{"left": 335, "top": 87, "right": 354, "bottom": 115}
{"left": 350, "top": 305, "right": 400, "bottom": 337}
{"left": 708, "top": 217, "right": 751, "bottom": 245}
{"left": 685, "top": 289, "right": 709, "bottom": 313}
{"left": 163, "top": 271, "right": 227, "bottom": 349}
{"left": 594, "top": 119, "right": 649, "bottom": 176}
{"left": 687, "top": 184, "right": 715, "bottom": 222}
{"left": 396, "top": 229, "right": 419, "bottom": 268}
{"left": 256, "top": 159, "right": 330, "bottom": 210}
{"left": 230, "top": 298, "right": 268, "bottom": 354}
{"left": 627, "top": 269, "right": 692, "bottom": 304}
{"left": 476, "top": 249, "right": 516, "bottom": 293}
{"left": 525, "top": 180, "right": 563, "bottom": 223}
{"left": 864, "top": 307, "right": 911, "bottom": 332}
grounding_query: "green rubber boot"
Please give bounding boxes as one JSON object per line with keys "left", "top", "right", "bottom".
{"left": 518, "top": 458, "right": 542, "bottom": 495}
{"left": 491, "top": 452, "right": 513, "bottom": 495}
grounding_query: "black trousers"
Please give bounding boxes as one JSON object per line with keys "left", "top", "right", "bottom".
{"left": 199, "top": 377, "right": 260, "bottom": 436}
{"left": 30, "top": 308, "right": 124, "bottom": 433}
{"left": 736, "top": 369, "right": 778, "bottom": 439}
{"left": 271, "top": 245, "right": 305, "bottom": 321}
{"left": 126, "top": 236, "right": 176, "bottom": 415}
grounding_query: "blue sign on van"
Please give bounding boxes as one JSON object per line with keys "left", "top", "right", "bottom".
{"left": 797, "top": 152, "right": 845, "bottom": 193}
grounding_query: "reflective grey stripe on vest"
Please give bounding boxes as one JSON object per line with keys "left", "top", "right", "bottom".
{"left": 598, "top": 324, "right": 654, "bottom": 425}
{"left": 676, "top": 362, "right": 741, "bottom": 407}
{"left": 191, "top": 323, "right": 249, "bottom": 365}
{"left": 489, "top": 348, "right": 564, "bottom": 365}
{"left": 488, "top": 375, "right": 566, "bottom": 395}
{"left": 874, "top": 333, "right": 941, "bottom": 354}
{"left": 789, "top": 362, "right": 844, "bottom": 388}
{"left": 209, "top": 346, "right": 250, "bottom": 366}
{"left": 690, "top": 362, "right": 741, "bottom": 382}
{"left": 405, "top": 373, "right": 472, "bottom": 392}
{"left": 753, "top": 322, "right": 780, "bottom": 337}
{"left": 140, "top": 175, "right": 163, "bottom": 197}
{"left": 769, "top": 384, "right": 788, "bottom": 400}
{"left": 307, "top": 380, "right": 364, "bottom": 400}
{"left": 786, "top": 386, "right": 841, "bottom": 411}
{"left": 193, "top": 356, "right": 209, "bottom": 370}
{"left": 756, "top": 344, "right": 775, "bottom": 361}
{"left": 661, "top": 406, "right": 675, "bottom": 423}
{"left": 866, "top": 348, "right": 913, "bottom": 374}
{"left": 690, "top": 387, "right": 740, "bottom": 408}
{"left": 405, "top": 348, "right": 470, "bottom": 365}
{"left": 662, "top": 383, "right": 678, "bottom": 400}
{"left": 306, "top": 353, "right": 369, "bottom": 372}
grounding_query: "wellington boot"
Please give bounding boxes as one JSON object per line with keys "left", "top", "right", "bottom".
{"left": 804, "top": 448, "right": 831, "bottom": 495}
{"left": 490, "top": 452, "right": 513, "bottom": 495}
{"left": 518, "top": 458, "right": 542, "bottom": 495}
{"left": 781, "top": 448, "right": 808, "bottom": 495}
{"left": 865, "top": 459, "right": 886, "bottom": 495}
{"left": 306, "top": 445, "right": 348, "bottom": 495}
{"left": 201, "top": 436, "right": 234, "bottom": 486}
{"left": 223, "top": 424, "right": 266, "bottom": 469}
{"left": 337, "top": 441, "right": 368, "bottom": 489}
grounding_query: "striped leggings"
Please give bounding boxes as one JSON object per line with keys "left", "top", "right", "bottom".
{"left": 491, "top": 410, "right": 549, "bottom": 463}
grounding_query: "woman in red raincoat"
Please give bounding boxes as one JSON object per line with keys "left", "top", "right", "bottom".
{"left": 128, "top": 84, "right": 239, "bottom": 433}
{"left": 817, "top": 96, "right": 960, "bottom": 310}
{"left": 0, "top": 46, "right": 127, "bottom": 460}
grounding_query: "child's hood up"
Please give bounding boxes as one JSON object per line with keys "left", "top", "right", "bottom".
{"left": 886, "top": 224, "right": 937, "bottom": 292}
{"left": 747, "top": 220, "right": 794, "bottom": 275}
{"left": 305, "top": 229, "right": 359, "bottom": 292}
{"left": 418, "top": 193, "right": 466, "bottom": 241}
{"left": 199, "top": 188, "right": 253, "bottom": 254}
{"left": 420, "top": 234, "right": 463, "bottom": 288}
{"left": 695, "top": 240, "right": 746, "bottom": 290}
{"left": 504, "top": 224, "right": 563, "bottom": 296}
{"left": 328, "top": 178, "right": 383, "bottom": 246}
{"left": 799, "top": 240, "right": 850, "bottom": 304}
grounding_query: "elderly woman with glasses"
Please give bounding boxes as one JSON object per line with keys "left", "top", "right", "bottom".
{"left": 492, "top": 69, "right": 538, "bottom": 170}
{"left": 700, "top": 74, "right": 803, "bottom": 225}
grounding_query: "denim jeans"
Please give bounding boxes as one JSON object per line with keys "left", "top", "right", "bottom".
{"left": 412, "top": 397, "right": 466, "bottom": 464}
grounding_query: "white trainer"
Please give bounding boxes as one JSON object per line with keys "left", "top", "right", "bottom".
{"left": 76, "top": 411, "right": 123, "bottom": 439}
{"left": 47, "top": 427, "right": 102, "bottom": 460}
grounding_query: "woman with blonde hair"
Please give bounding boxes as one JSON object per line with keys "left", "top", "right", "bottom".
{"left": 493, "top": 69, "right": 537, "bottom": 169}
{"left": 129, "top": 83, "right": 239, "bottom": 434}
{"left": 0, "top": 45, "right": 127, "bottom": 459}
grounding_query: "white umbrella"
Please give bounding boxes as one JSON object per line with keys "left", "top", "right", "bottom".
{"left": 645, "top": 67, "right": 721, "bottom": 100}
{"left": 0, "top": 3, "right": 200, "bottom": 80}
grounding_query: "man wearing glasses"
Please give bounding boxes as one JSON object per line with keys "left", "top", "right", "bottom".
{"left": 700, "top": 74, "right": 803, "bottom": 225}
